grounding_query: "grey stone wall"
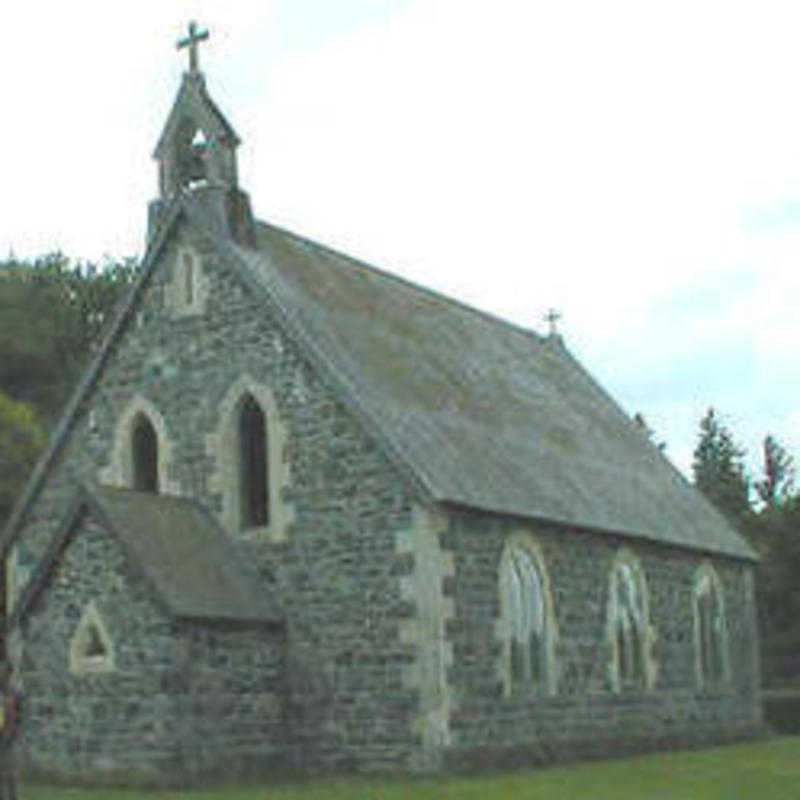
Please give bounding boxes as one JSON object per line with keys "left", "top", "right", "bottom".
{"left": 23, "top": 512, "right": 177, "bottom": 778}
{"left": 442, "top": 508, "right": 762, "bottom": 767}
{"left": 10, "top": 217, "right": 763, "bottom": 777}
{"left": 171, "top": 621, "right": 286, "bottom": 778}
{"left": 20, "top": 510, "right": 285, "bottom": 781}
{"left": 14, "top": 222, "right": 422, "bottom": 775}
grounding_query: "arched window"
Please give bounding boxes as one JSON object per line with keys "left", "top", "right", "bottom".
{"left": 208, "top": 377, "right": 294, "bottom": 542}
{"left": 694, "top": 564, "right": 729, "bottom": 689}
{"left": 238, "top": 393, "right": 269, "bottom": 529}
{"left": 607, "top": 551, "right": 655, "bottom": 692}
{"left": 499, "top": 535, "right": 557, "bottom": 696}
{"left": 131, "top": 413, "right": 159, "bottom": 493}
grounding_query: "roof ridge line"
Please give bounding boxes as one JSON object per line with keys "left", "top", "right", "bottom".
{"left": 255, "top": 219, "right": 548, "bottom": 345}
{"left": 555, "top": 346, "right": 757, "bottom": 561}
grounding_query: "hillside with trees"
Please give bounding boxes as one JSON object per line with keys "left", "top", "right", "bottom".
{"left": 0, "top": 254, "right": 138, "bottom": 526}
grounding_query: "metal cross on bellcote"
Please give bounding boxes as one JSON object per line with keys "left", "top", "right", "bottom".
{"left": 177, "top": 21, "right": 210, "bottom": 73}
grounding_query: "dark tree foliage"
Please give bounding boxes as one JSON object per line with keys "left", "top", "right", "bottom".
{"left": 0, "top": 391, "right": 46, "bottom": 527}
{"left": 692, "top": 408, "right": 750, "bottom": 521}
{"left": 691, "top": 411, "right": 800, "bottom": 686}
{"left": 0, "top": 253, "right": 138, "bottom": 421}
{"left": 755, "top": 434, "right": 795, "bottom": 510}
{"left": 747, "top": 502, "right": 800, "bottom": 685}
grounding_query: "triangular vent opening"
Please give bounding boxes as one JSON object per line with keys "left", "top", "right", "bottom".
{"left": 83, "top": 623, "right": 107, "bottom": 659}
{"left": 69, "top": 602, "right": 114, "bottom": 674}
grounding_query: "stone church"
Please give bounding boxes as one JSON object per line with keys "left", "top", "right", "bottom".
{"left": 2, "top": 27, "right": 761, "bottom": 782}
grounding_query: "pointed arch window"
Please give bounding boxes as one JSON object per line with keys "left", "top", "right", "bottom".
{"left": 694, "top": 564, "right": 729, "bottom": 689}
{"left": 499, "top": 535, "right": 558, "bottom": 696}
{"left": 607, "top": 551, "right": 656, "bottom": 692}
{"left": 208, "top": 377, "right": 294, "bottom": 542}
{"left": 131, "top": 413, "right": 159, "bottom": 493}
{"left": 238, "top": 393, "right": 269, "bottom": 529}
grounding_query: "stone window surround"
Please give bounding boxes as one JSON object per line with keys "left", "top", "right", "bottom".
{"left": 205, "top": 375, "right": 294, "bottom": 543}
{"left": 168, "top": 245, "right": 208, "bottom": 317}
{"left": 69, "top": 601, "right": 115, "bottom": 675}
{"left": 496, "top": 531, "right": 559, "bottom": 698}
{"left": 98, "top": 394, "right": 181, "bottom": 496}
{"left": 693, "top": 561, "right": 731, "bottom": 690}
{"left": 605, "top": 548, "right": 658, "bottom": 693}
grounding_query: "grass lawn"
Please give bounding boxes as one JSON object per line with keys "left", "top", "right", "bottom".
{"left": 21, "top": 736, "right": 800, "bottom": 800}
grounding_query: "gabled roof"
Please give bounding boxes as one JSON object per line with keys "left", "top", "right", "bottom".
{"left": 1, "top": 195, "right": 757, "bottom": 563}
{"left": 12, "top": 484, "right": 281, "bottom": 627}
{"left": 153, "top": 72, "right": 240, "bottom": 159}
{"left": 208, "top": 208, "right": 757, "bottom": 562}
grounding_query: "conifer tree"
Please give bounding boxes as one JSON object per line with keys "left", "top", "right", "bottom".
{"left": 692, "top": 408, "right": 750, "bottom": 521}
{"left": 755, "top": 434, "right": 795, "bottom": 510}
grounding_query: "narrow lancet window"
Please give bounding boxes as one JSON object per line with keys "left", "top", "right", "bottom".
{"left": 131, "top": 413, "right": 159, "bottom": 493}
{"left": 183, "top": 252, "right": 194, "bottom": 305}
{"left": 239, "top": 394, "right": 269, "bottom": 528}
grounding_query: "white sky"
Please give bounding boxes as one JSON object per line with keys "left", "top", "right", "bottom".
{"left": 3, "top": 0, "right": 800, "bottom": 482}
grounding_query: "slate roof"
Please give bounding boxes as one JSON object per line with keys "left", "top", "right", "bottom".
{"left": 1, "top": 195, "right": 757, "bottom": 563}
{"left": 13, "top": 485, "right": 281, "bottom": 626}
{"left": 209, "top": 209, "right": 756, "bottom": 562}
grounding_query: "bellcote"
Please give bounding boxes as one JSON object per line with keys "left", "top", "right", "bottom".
{"left": 153, "top": 71, "right": 241, "bottom": 197}
{"left": 147, "top": 23, "right": 255, "bottom": 247}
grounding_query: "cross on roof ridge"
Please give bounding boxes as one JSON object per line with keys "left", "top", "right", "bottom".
{"left": 177, "top": 21, "right": 210, "bottom": 74}
{"left": 544, "top": 307, "right": 562, "bottom": 336}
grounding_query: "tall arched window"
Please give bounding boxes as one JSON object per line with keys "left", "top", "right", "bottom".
{"left": 607, "top": 551, "right": 655, "bottom": 692}
{"left": 499, "top": 535, "right": 558, "bottom": 696}
{"left": 131, "top": 413, "right": 159, "bottom": 493}
{"left": 238, "top": 393, "right": 269, "bottom": 529}
{"left": 694, "top": 564, "right": 729, "bottom": 689}
{"left": 208, "top": 377, "right": 294, "bottom": 542}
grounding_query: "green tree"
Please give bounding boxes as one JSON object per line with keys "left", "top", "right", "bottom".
{"left": 692, "top": 408, "right": 750, "bottom": 521}
{"left": 755, "top": 434, "right": 795, "bottom": 510}
{"left": 0, "top": 391, "right": 46, "bottom": 527}
{"left": 0, "top": 254, "right": 138, "bottom": 420}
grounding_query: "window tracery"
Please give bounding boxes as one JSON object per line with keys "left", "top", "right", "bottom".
{"left": 694, "top": 563, "right": 729, "bottom": 689}
{"left": 606, "top": 550, "right": 657, "bottom": 692}
{"left": 498, "top": 534, "right": 558, "bottom": 697}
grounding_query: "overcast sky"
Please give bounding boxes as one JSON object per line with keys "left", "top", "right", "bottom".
{"left": 3, "top": 0, "right": 800, "bottom": 483}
